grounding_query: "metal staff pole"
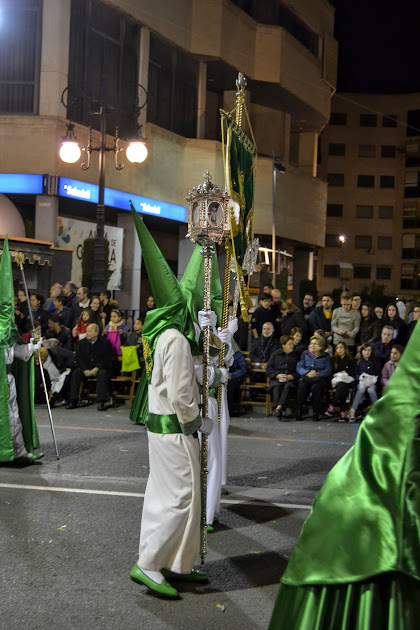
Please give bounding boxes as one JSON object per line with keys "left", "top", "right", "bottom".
{"left": 199, "top": 243, "right": 214, "bottom": 563}
{"left": 14, "top": 253, "right": 60, "bottom": 459}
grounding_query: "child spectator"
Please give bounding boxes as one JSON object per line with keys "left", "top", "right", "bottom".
{"left": 348, "top": 343, "right": 381, "bottom": 422}
{"left": 126, "top": 317, "right": 144, "bottom": 359}
{"left": 104, "top": 309, "right": 127, "bottom": 356}
{"left": 290, "top": 327, "right": 305, "bottom": 359}
{"left": 72, "top": 308, "right": 92, "bottom": 342}
{"left": 54, "top": 294, "right": 71, "bottom": 327}
{"left": 381, "top": 344, "right": 404, "bottom": 389}
{"left": 250, "top": 292, "right": 275, "bottom": 339}
{"left": 325, "top": 342, "right": 354, "bottom": 422}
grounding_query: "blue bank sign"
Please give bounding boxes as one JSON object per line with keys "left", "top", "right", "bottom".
{"left": 0, "top": 173, "right": 44, "bottom": 194}
{"left": 58, "top": 177, "right": 186, "bottom": 222}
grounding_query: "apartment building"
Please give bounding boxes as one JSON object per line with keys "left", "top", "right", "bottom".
{"left": 318, "top": 92, "right": 420, "bottom": 298}
{"left": 0, "top": 0, "right": 337, "bottom": 307}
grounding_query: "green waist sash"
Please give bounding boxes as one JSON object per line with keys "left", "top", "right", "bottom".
{"left": 146, "top": 412, "right": 182, "bottom": 434}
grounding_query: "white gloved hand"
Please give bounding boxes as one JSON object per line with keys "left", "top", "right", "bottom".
{"left": 217, "top": 327, "right": 232, "bottom": 345}
{"left": 219, "top": 368, "right": 228, "bottom": 384}
{"left": 27, "top": 337, "right": 42, "bottom": 354}
{"left": 194, "top": 364, "right": 215, "bottom": 386}
{"left": 198, "top": 310, "right": 217, "bottom": 330}
{"left": 227, "top": 317, "right": 238, "bottom": 335}
{"left": 198, "top": 416, "right": 213, "bottom": 435}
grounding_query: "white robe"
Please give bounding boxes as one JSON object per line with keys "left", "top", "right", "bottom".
{"left": 5, "top": 344, "right": 32, "bottom": 459}
{"left": 138, "top": 329, "right": 201, "bottom": 573}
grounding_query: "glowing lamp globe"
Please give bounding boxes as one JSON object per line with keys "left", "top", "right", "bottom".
{"left": 126, "top": 141, "right": 148, "bottom": 164}
{"left": 59, "top": 141, "right": 81, "bottom": 164}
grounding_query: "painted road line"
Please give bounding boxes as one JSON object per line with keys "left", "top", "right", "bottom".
{"left": 0, "top": 483, "right": 312, "bottom": 510}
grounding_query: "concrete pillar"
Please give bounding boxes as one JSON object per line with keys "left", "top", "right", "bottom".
{"left": 196, "top": 62, "right": 207, "bottom": 139}
{"left": 138, "top": 26, "right": 150, "bottom": 135}
{"left": 39, "top": 0, "right": 71, "bottom": 117}
{"left": 298, "top": 132, "right": 318, "bottom": 177}
{"left": 117, "top": 212, "right": 142, "bottom": 311}
{"left": 35, "top": 195, "right": 59, "bottom": 243}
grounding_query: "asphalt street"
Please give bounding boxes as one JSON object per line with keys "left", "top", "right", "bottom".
{"left": 0, "top": 404, "right": 358, "bottom": 630}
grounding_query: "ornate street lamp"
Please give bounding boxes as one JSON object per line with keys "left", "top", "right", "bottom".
{"left": 59, "top": 84, "right": 148, "bottom": 295}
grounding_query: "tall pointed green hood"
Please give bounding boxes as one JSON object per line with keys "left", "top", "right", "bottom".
{"left": 180, "top": 244, "right": 223, "bottom": 328}
{"left": 130, "top": 204, "right": 199, "bottom": 372}
{"left": 0, "top": 236, "right": 20, "bottom": 348}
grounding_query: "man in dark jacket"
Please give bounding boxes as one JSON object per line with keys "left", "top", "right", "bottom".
{"left": 227, "top": 351, "right": 247, "bottom": 415}
{"left": 35, "top": 345, "right": 75, "bottom": 405}
{"left": 45, "top": 313, "right": 73, "bottom": 350}
{"left": 250, "top": 293, "right": 275, "bottom": 339}
{"left": 371, "top": 325, "right": 394, "bottom": 368}
{"left": 282, "top": 294, "right": 315, "bottom": 344}
{"left": 266, "top": 336, "right": 298, "bottom": 419}
{"left": 250, "top": 322, "right": 278, "bottom": 363}
{"left": 66, "top": 324, "right": 112, "bottom": 410}
{"left": 63, "top": 282, "right": 78, "bottom": 310}
{"left": 308, "top": 294, "right": 334, "bottom": 335}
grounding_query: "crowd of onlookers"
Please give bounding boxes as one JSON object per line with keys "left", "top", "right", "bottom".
{"left": 230, "top": 285, "right": 419, "bottom": 422}
{"left": 14, "top": 280, "right": 419, "bottom": 421}
{"left": 14, "top": 282, "right": 156, "bottom": 411}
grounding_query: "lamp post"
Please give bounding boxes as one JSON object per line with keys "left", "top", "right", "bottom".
{"left": 59, "top": 84, "right": 148, "bottom": 295}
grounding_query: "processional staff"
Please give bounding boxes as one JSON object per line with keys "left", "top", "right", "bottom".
{"left": 186, "top": 173, "right": 230, "bottom": 563}
{"left": 14, "top": 252, "right": 60, "bottom": 459}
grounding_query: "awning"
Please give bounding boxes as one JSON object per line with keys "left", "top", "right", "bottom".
{"left": 0, "top": 235, "right": 55, "bottom": 266}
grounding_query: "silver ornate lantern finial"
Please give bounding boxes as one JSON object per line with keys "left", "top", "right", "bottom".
{"left": 186, "top": 172, "right": 230, "bottom": 246}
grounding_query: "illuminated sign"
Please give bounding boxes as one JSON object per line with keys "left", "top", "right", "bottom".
{"left": 58, "top": 177, "right": 186, "bottom": 222}
{"left": 0, "top": 173, "right": 43, "bottom": 194}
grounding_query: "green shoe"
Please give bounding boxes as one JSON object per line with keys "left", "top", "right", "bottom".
{"left": 130, "top": 564, "right": 179, "bottom": 598}
{"left": 161, "top": 568, "right": 208, "bottom": 583}
{"left": 206, "top": 524, "right": 214, "bottom": 533}
{"left": 27, "top": 452, "right": 44, "bottom": 461}
{"left": 221, "top": 487, "right": 229, "bottom": 495}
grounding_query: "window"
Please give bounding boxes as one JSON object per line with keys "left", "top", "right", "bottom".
{"left": 354, "top": 266, "right": 371, "bottom": 279}
{"left": 330, "top": 112, "right": 347, "bottom": 125}
{"left": 381, "top": 145, "right": 396, "bottom": 158}
{"left": 401, "top": 233, "right": 420, "bottom": 259}
{"left": 68, "top": 0, "right": 139, "bottom": 139}
{"left": 327, "top": 203, "right": 343, "bottom": 217}
{"left": 327, "top": 173, "right": 345, "bottom": 187}
{"left": 356, "top": 205, "right": 373, "bottom": 219}
{"left": 0, "top": 0, "right": 42, "bottom": 113}
{"left": 325, "top": 234, "right": 340, "bottom": 247}
{"left": 403, "top": 206, "right": 420, "bottom": 228}
{"left": 407, "top": 110, "right": 420, "bottom": 137}
{"left": 358, "top": 144, "right": 376, "bottom": 158}
{"left": 360, "top": 114, "right": 377, "bottom": 127}
{"left": 357, "top": 175, "right": 375, "bottom": 188}
{"left": 404, "top": 171, "right": 420, "bottom": 197}
{"left": 377, "top": 266, "right": 392, "bottom": 280}
{"left": 323, "top": 264, "right": 340, "bottom": 278}
{"left": 378, "top": 236, "right": 392, "bottom": 249}
{"left": 148, "top": 34, "right": 198, "bottom": 138}
{"left": 355, "top": 235, "right": 373, "bottom": 249}
{"left": 328, "top": 143, "right": 345, "bottom": 156}
{"left": 379, "top": 206, "right": 393, "bottom": 219}
{"left": 380, "top": 175, "right": 395, "bottom": 188}
{"left": 382, "top": 115, "right": 397, "bottom": 127}
{"left": 400, "top": 263, "right": 420, "bottom": 290}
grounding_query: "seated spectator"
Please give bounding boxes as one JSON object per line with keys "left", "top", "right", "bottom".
{"left": 29, "top": 293, "right": 49, "bottom": 334}
{"left": 331, "top": 291, "right": 361, "bottom": 354}
{"left": 69, "top": 286, "right": 90, "bottom": 328}
{"left": 63, "top": 281, "right": 77, "bottom": 311}
{"left": 290, "top": 327, "right": 305, "bottom": 358}
{"left": 281, "top": 294, "right": 314, "bottom": 344}
{"left": 406, "top": 304, "right": 420, "bottom": 341}
{"left": 249, "top": 321, "right": 278, "bottom": 363}
{"left": 314, "top": 329, "right": 333, "bottom": 356}
{"left": 381, "top": 344, "right": 404, "bottom": 389}
{"left": 271, "top": 289, "right": 283, "bottom": 336}
{"left": 308, "top": 293, "right": 334, "bottom": 335}
{"left": 278, "top": 302, "right": 293, "bottom": 336}
{"left": 374, "top": 305, "right": 384, "bottom": 323}
{"left": 21, "top": 320, "right": 41, "bottom": 343}
{"left": 371, "top": 325, "right": 394, "bottom": 368}
{"left": 45, "top": 313, "right": 73, "bottom": 350}
{"left": 104, "top": 309, "right": 127, "bottom": 356}
{"left": 357, "top": 302, "right": 381, "bottom": 350}
{"left": 351, "top": 292, "right": 362, "bottom": 313}
{"left": 227, "top": 350, "right": 247, "bottom": 415}
{"left": 54, "top": 295, "right": 71, "bottom": 327}
{"left": 325, "top": 342, "right": 354, "bottom": 422}
{"left": 15, "top": 288, "right": 30, "bottom": 333}
{"left": 44, "top": 283, "right": 63, "bottom": 313}
{"left": 72, "top": 308, "right": 93, "bottom": 342}
{"left": 383, "top": 302, "right": 406, "bottom": 345}
{"left": 35, "top": 345, "right": 75, "bottom": 406}
{"left": 100, "top": 290, "right": 112, "bottom": 325}
{"left": 89, "top": 295, "right": 104, "bottom": 331}
{"left": 266, "top": 335, "right": 298, "bottom": 420}
{"left": 126, "top": 317, "right": 144, "bottom": 359}
{"left": 348, "top": 343, "right": 381, "bottom": 422}
{"left": 296, "top": 336, "right": 332, "bottom": 422}
{"left": 66, "top": 323, "right": 112, "bottom": 411}
{"left": 250, "top": 293, "right": 275, "bottom": 339}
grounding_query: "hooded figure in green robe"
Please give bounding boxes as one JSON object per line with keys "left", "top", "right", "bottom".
{"left": 269, "top": 313, "right": 420, "bottom": 629}
{"left": 0, "top": 237, "right": 41, "bottom": 462}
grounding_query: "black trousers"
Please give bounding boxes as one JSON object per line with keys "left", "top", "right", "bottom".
{"left": 296, "top": 378, "right": 326, "bottom": 414}
{"left": 69, "top": 367, "right": 110, "bottom": 402}
{"left": 331, "top": 382, "right": 352, "bottom": 410}
{"left": 270, "top": 381, "right": 295, "bottom": 408}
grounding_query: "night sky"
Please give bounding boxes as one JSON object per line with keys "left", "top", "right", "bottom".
{"left": 332, "top": 0, "right": 420, "bottom": 93}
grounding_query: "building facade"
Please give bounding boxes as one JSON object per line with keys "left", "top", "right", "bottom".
{"left": 318, "top": 92, "right": 420, "bottom": 299}
{"left": 0, "top": 0, "right": 337, "bottom": 308}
